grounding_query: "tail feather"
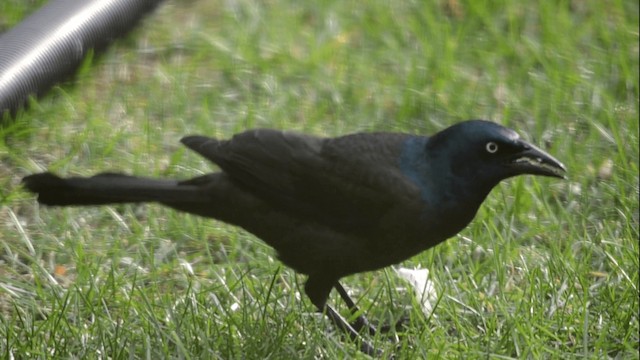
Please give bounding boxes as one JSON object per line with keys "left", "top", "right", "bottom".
{"left": 22, "top": 172, "right": 206, "bottom": 206}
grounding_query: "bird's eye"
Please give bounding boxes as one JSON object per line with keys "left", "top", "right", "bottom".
{"left": 485, "top": 142, "right": 499, "bottom": 153}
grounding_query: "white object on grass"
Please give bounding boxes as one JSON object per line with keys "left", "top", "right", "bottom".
{"left": 395, "top": 267, "right": 438, "bottom": 317}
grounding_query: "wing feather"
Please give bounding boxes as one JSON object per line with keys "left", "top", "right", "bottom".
{"left": 181, "top": 130, "right": 422, "bottom": 231}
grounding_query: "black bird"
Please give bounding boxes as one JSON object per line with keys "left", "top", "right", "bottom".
{"left": 22, "top": 120, "right": 566, "bottom": 356}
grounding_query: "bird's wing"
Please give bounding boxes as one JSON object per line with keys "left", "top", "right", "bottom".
{"left": 181, "top": 130, "right": 423, "bottom": 232}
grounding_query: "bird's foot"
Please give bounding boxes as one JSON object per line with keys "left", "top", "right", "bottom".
{"left": 348, "top": 313, "right": 409, "bottom": 346}
{"left": 324, "top": 305, "right": 383, "bottom": 357}
{"left": 377, "top": 316, "right": 410, "bottom": 334}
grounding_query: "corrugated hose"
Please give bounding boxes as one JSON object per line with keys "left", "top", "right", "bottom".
{"left": 0, "top": 0, "right": 164, "bottom": 118}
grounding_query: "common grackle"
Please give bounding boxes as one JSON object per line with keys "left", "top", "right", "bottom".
{"left": 22, "top": 120, "right": 566, "bottom": 356}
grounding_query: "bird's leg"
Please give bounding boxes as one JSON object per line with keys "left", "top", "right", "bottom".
{"left": 306, "top": 276, "right": 382, "bottom": 356}
{"left": 335, "top": 282, "right": 407, "bottom": 337}
{"left": 334, "top": 282, "right": 378, "bottom": 335}
{"left": 304, "top": 275, "right": 382, "bottom": 357}
{"left": 323, "top": 304, "right": 380, "bottom": 357}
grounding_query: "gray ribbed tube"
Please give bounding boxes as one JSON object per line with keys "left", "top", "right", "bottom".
{"left": 0, "top": 0, "right": 164, "bottom": 118}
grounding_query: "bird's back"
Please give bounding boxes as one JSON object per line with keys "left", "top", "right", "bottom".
{"left": 178, "top": 130, "right": 472, "bottom": 277}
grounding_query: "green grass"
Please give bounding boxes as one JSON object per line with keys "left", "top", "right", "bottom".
{"left": 1, "top": 0, "right": 638, "bottom": 358}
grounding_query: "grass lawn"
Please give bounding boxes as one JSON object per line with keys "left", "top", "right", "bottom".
{"left": 1, "top": 0, "right": 638, "bottom": 358}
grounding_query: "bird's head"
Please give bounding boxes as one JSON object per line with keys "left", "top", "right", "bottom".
{"left": 426, "top": 120, "right": 566, "bottom": 191}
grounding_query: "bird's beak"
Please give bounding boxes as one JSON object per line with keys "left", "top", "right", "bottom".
{"left": 509, "top": 141, "right": 567, "bottom": 179}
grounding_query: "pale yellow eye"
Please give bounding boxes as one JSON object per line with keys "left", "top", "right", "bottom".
{"left": 486, "top": 142, "right": 499, "bottom": 153}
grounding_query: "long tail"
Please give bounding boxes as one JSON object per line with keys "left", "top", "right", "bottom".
{"left": 22, "top": 172, "right": 207, "bottom": 206}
